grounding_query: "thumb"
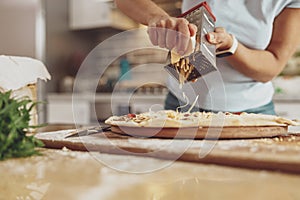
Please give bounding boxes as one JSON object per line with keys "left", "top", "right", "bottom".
{"left": 188, "top": 23, "right": 197, "bottom": 36}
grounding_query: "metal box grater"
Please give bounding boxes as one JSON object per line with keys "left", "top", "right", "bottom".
{"left": 164, "top": 1, "right": 217, "bottom": 83}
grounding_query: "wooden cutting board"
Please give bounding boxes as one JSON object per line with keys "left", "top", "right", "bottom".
{"left": 35, "top": 129, "right": 300, "bottom": 174}
{"left": 110, "top": 125, "right": 288, "bottom": 139}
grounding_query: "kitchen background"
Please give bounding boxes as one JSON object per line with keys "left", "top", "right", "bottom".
{"left": 1, "top": 0, "right": 300, "bottom": 124}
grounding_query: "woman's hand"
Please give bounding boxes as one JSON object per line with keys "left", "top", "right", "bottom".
{"left": 115, "top": 0, "right": 197, "bottom": 56}
{"left": 147, "top": 16, "right": 197, "bottom": 56}
{"left": 206, "top": 27, "right": 234, "bottom": 51}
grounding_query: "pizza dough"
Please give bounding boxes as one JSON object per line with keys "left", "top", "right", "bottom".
{"left": 105, "top": 110, "right": 299, "bottom": 128}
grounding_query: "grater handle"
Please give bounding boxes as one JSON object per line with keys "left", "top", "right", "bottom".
{"left": 178, "top": 1, "right": 216, "bottom": 22}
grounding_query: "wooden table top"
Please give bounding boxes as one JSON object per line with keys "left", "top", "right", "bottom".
{"left": 1, "top": 148, "right": 300, "bottom": 200}
{"left": 2, "top": 124, "right": 299, "bottom": 199}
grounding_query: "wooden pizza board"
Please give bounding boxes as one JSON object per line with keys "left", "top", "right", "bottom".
{"left": 111, "top": 125, "right": 288, "bottom": 139}
{"left": 35, "top": 128, "right": 300, "bottom": 174}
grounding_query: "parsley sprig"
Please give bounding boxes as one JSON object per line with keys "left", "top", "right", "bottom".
{"left": 0, "top": 90, "right": 44, "bottom": 160}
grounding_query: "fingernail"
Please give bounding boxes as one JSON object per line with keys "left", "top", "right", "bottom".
{"left": 208, "top": 33, "right": 215, "bottom": 42}
{"left": 178, "top": 50, "right": 185, "bottom": 56}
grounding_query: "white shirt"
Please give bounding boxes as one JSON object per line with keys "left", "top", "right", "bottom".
{"left": 168, "top": 0, "right": 300, "bottom": 112}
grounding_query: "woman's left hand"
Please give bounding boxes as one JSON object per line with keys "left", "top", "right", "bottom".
{"left": 206, "top": 27, "right": 234, "bottom": 51}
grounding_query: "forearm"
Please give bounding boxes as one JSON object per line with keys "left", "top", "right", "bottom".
{"left": 226, "top": 44, "right": 285, "bottom": 83}
{"left": 224, "top": 8, "right": 300, "bottom": 82}
{"left": 115, "top": 0, "right": 169, "bottom": 25}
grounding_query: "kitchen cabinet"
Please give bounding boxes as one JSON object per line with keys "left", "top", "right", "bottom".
{"left": 47, "top": 96, "right": 90, "bottom": 124}
{"left": 69, "top": 0, "right": 138, "bottom": 30}
{"left": 47, "top": 93, "right": 166, "bottom": 124}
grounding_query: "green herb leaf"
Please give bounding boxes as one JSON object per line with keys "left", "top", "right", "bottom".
{"left": 0, "top": 90, "right": 44, "bottom": 160}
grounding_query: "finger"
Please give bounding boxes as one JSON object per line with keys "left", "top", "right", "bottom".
{"left": 215, "top": 43, "right": 222, "bottom": 49}
{"left": 214, "top": 27, "right": 226, "bottom": 33}
{"left": 147, "top": 23, "right": 159, "bottom": 46}
{"left": 215, "top": 31, "right": 233, "bottom": 50}
{"left": 206, "top": 26, "right": 227, "bottom": 43}
{"left": 184, "top": 37, "right": 194, "bottom": 56}
{"left": 176, "top": 19, "right": 190, "bottom": 55}
{"left": 157, "top": 20, "right": 167, "bottom": 48}
{"left": 165, "top": 19, "right": 177, "bottom": 50}
{"left": 188, "top": 23, "right": 198, "bottom": 36}
{"left": 206, "top": 32, "right": 220, "bottom": 44}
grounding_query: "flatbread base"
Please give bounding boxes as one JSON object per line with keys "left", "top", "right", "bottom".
{"left": 111, "top": 125, "right": 288, "bottom": 139}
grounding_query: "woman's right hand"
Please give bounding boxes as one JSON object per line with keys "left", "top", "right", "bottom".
{"left": 147, "top": 16, "right": 197, "bottom": 56}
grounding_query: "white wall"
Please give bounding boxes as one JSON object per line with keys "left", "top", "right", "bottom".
{"left": 0, "top": 0, "right": 39, "bottom": 57}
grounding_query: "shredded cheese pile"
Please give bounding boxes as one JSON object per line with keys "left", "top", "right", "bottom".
{"left": 171, "top": 52, "right": 195, "bottom": 88}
